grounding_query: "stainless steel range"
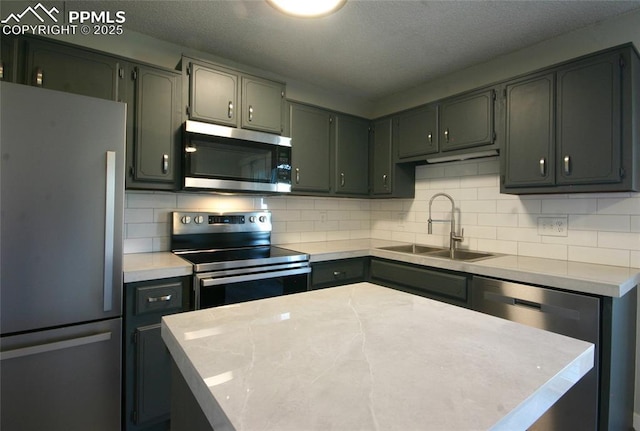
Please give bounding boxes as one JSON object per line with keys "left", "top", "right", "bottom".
{"left": 171, "top": 211, "right": 310, "bottom": 309}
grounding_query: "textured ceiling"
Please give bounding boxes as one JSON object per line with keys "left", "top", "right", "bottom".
{"left": 56, "top": 1, "right": 640, "bottom": 100}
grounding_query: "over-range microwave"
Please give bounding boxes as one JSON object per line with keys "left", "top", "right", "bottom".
{"left": 182, "top": 120, "right": 292, "bottom": 193}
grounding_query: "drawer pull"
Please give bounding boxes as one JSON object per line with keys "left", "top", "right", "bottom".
{"left": 147, "top": 294, "right": 172, "bottom": 303}
{"left": 333, "top": 271, "right": 345, "bottom": 277}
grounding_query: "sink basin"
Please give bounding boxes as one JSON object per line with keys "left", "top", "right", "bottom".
{"left": 428, "top": 249, "right": 495, "bottom": 262}
{"left": 378, "top": 244, "right": 445, "bottom": 254}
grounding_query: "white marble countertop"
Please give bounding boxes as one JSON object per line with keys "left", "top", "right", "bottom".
{"left": 162, "top": 282, "right": 594, "bottom": 431}
{"left": 281, "top": 239, "right": 640, "bottom": 297}
{"left": 123, "top": 239, "right": 639, "bottom": 297}
{"left": 123, "top": 252, "right": 192, "bottom": 283}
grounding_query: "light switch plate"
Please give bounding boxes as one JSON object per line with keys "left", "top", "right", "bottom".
{"left": 537, "top": 216, "right": 568, "bottom": 237}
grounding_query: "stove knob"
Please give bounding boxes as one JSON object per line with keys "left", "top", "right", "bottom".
{"left": 259, "top": 215, "right": 267, "bottom": 223}
{"left": 249, "top": 216, "right": 256, "bottom": 223}
{"left": 181, "top": 216, "right": 192, "bottom": 224}
{"left": 194, "top": 215, "right": 205, "bottom": 224}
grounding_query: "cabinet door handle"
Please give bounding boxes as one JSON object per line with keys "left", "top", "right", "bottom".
{"left": 35, "top": 68, "right": 43, "bottom": 87}
{"left": 295, "top": 167, "right": 300, "bottom": 184}
{"left": 340, "top": 172, "right": 345, "bottom": 187}
{"left": 162, "top": 154, "right": 169, "bottom": 174}
{"left": 147, "top": 294, "right": 172, "bottom": 303}
{"left": 427, "top": 132, "right": 432, "bottom": 143}
{"left": 383, "top": 174, "right": 388, "bottom": 189}
{"left": 563, "top": 155, "right": 571, "bottom": 175}
{"left": 227, "top": 101, "right": 233, "bottom": 119}
{"left": 0, "top": 61, "right": 4, "bottom": 80}
{"left": 444, "top": 128, "right": 449, "bottom": 143}
{"left": 248, "top": 105, "right": 254, "bottom": 122}
{"left": 539, "top": 157, "right": 546, "bottom": 176}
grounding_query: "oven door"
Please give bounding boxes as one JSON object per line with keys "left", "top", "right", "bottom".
{"left": 195, "top": 265, "right": 310, "bottom": 309}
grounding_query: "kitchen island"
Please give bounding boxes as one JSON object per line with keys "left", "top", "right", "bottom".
{"left": 162, "top": 282, "right": 594, "bottom": 431}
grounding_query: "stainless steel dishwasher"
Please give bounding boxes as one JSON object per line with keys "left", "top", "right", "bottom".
{"left": 471, "top": 276, "right": 600, "bottom": 431}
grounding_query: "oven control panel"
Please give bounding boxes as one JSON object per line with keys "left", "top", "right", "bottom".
{"left": 171, "top": 211, "right": 272, "bottom": 235}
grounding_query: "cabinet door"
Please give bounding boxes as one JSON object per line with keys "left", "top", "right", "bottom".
{"left": 371, "top": 118, "right": 393, "bottom": 195}
{"left": 290, "top": 103, "right": 331, "bottom": 192}
{"left": 504, "top": 73, "right": 555, "bottom": 188}
{"left": 1, "top": 36, "right": 16, "bottom": 82}
{"left": 241, "top": 75, "right": 284, "bottom": 134}
{"left": 24, "top": 38, "right": 119, "bottom": 100}
{"left": 396, "top": 104, "right": 438, "bottom": 158}
{"left": 556, "top": 53, "right": 622, "bottom": 185}
{"left": 440, "top": 89, "right": 495, "bottom": 151}
{"left": 189, "top": 61, "right": 238, "bottom": 127}
{"left": 335, "top": 114, "right": 369, "bottom": 195}
{"left": 127, "top": 65, "right": 181, "bottom": 189}
{"left": 135, "top": 324, "right": 171, "bottom": 425}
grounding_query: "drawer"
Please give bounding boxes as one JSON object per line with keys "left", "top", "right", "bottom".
{"left": 370, "top": 258, "right": 469, "bottom": 306}
{"left": 311, "top": 258, "right": 367, "bottom": 289}
{"left": 135, "top": 281, "right": 184, "bottom": 316}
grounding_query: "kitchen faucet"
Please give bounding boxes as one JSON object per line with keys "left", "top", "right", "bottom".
{"left": 427, "top": 193, "right": 464, "bottom": 258}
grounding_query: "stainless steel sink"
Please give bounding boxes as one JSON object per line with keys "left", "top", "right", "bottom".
{"left": 427, "top": 249, "right": 495, "bottom": 262}
{"left": 378, "top": 244, "right": 445, "bottom": 254}
{"left": 377, "top": 244, "right": 496, "bottom": 261}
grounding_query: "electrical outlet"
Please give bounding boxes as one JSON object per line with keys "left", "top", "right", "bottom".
{"left": 537, "top": 216, "right": 568, "bottom": 237}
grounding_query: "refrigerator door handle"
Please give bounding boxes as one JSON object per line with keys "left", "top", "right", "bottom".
{"left": 0, "top": 332, "right": 112, "bottom": 361}
{"left": 103, "top": 151, "right": 116, "bottom": 312}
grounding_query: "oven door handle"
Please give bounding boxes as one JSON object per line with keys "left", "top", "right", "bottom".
{"left": 200, "top": 267, "right": 311, "bottom": 287}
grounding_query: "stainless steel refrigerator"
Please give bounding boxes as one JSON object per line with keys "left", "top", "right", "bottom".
{"left": 0, "top": 82, "right": 125, "bottom": 430}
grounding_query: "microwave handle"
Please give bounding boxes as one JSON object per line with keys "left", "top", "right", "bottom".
{"left": 200, "top": 267, "right": 310, "bottom": 287}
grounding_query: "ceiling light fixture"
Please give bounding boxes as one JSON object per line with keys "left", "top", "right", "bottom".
{"left": 267, "top": 0, "right": 346, "bottom": 18}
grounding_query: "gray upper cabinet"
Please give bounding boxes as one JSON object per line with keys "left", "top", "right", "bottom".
{"left": 556, "top": 53, "right": 621, "bottom": 186}
{"left": 23, "top": 37, "right": 119, "bottom": 101}
{"left": 335, "top": 114, "right": 370, "bottom": 195}
{"left": 188, "top": 61, "right": 238, "bottom": 127}
{"left": 502, "top": 45, "right": 639, "bottom": 194}
{"left": 186, "top": 57, "right": 285, "bottom": 134}
{"left": 125, "top": 64, "right": 182, "bottom": 190}
{"left": 439, "top": 88, "right": 495, "bottom": 152}
{"left": 289, "top": 103, "right": 332, "bottom": 193}
{"left": 503, "top": 72, "right": 555, "bottom": 188}
{"left": 395, "top": 104, "right": 439, "bottom": 160}
{"left": 371, "top": 118, "right": 415, "bottom": 198}
{"left": 241, "top": 75, "right": 285, "bottom": 134}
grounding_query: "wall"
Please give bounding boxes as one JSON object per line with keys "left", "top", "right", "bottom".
{"left": 373, "top": 8, "right": 640, "bottom": 117}
{"left": 125, "top": 158, "right": 640, "bottom": 266}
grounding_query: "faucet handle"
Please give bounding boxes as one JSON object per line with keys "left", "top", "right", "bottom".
{"left": 452, "top": 228, "right": 464, "bottom": 242}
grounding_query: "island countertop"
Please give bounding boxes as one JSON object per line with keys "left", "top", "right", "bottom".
{"left": 162, "top": 282, "right": 594, "bottom": 431}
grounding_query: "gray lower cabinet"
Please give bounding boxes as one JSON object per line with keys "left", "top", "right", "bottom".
{"left": 124, "top": 63, "right": 182, "bottom": 190}
{"left": 22, "top": 36, "right": 120, "bottom": 100}
{"left": 395, "top": 103, "right": 439, "bottom": 160}
{"left": 369, "top": 258, "right": 470, "bottom": 307}
{"left": 371, "top": 118, "right": 415, "bottom": 197}
{"left": 124, "top": 277, "right": 190, "bottom": 431}
{"left": 311, "top": 258, "right": 368, "bottom": 289}
{"left": 334, "top": 114, "right": 370, "bottom": 195}
{"left": 502, "top": 44, "right": 639, "bottom": 194}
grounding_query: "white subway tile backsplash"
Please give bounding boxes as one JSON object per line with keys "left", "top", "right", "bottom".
{"left": 123, "top": 159, "right": 640, "bottom": 268}
{"left": 569, "top": 246, "right": 630, "bottom": 267}
{"left": 518, "top": 242, "right": 567, "bottom": 260}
